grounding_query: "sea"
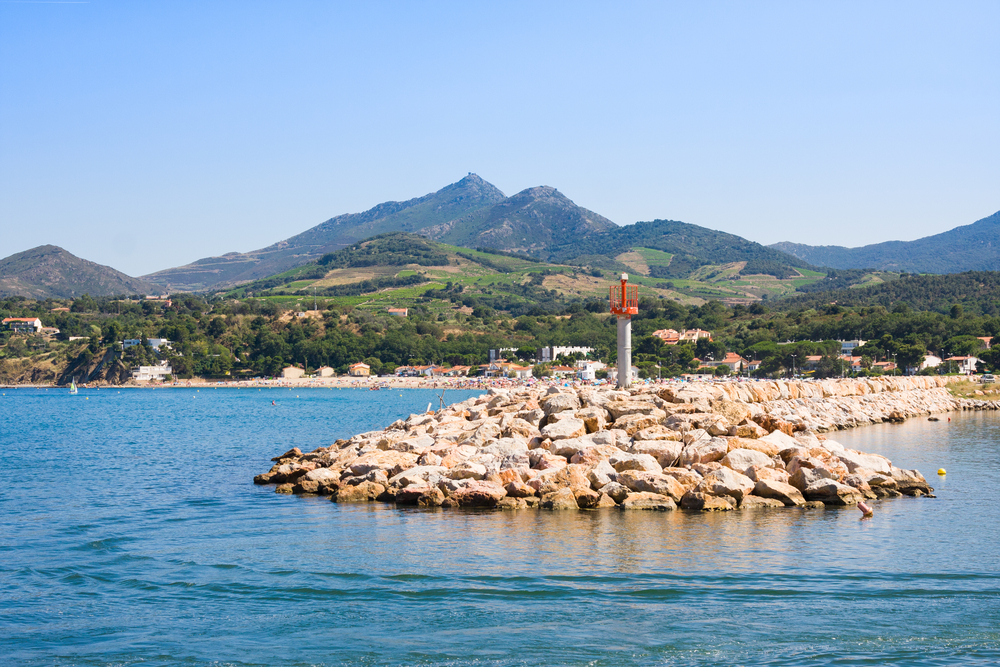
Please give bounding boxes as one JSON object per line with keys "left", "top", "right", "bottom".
{"left": 1, "top": 386, "right": 999, "bottom": 666}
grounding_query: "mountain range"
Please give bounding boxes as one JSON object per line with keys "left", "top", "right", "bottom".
{"left": 1, "top": 173, "right": 996, "bottom": 300}
{"left": 0, "top": 245, "right": 166, "bottom": 300}
{"left": 771, "top": 210, "right": 1000, "bottom": 273}
{"left": 142, "top": 175, "right": 619, "bottom": 291}
{"left": 141, "top": 174, "right": 805, "bottom": 292}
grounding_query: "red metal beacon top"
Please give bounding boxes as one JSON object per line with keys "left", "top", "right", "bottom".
{"left": 609, "top": 273, "right": 638, "bottom": 317}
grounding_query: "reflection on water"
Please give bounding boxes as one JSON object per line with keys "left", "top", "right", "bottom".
{"left": 1, "top": 389, "right": 999, "bottom": 666}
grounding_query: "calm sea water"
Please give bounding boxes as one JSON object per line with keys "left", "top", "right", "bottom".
{"left": 2, "top": 387, "right": 999, "bottom": 666}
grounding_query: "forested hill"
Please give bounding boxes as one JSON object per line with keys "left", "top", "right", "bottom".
{"left": 771, "top": 210, "right": 1000, "bottom": 273}
{"left": 0, "top": 245, "right": 166, "bottom": 299}
{"left": 547, "top": 219, "right": 813, "bottom": 278}
{"left": 776, "top": 271, "right": 1000, "bottom": 316}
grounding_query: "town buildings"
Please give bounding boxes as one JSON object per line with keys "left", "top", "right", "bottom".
{"left": 3, "top": 317, "right": 42, "bottom": 334}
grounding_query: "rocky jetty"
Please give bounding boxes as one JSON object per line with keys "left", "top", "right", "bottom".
{"left": 255, "top": 377, "right": 996, "bottom": 511}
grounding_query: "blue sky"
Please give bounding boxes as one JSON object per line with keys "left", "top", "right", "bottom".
{"left": 1, "top": 1, "right": 997, "bottom": 277}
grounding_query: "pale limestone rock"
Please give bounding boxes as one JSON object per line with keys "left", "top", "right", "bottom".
{"left": 629, "top": 440, "right": 683, "bottom": 468}
{"left": 348, "top": 450, "right": 419, "bottom": 477}
{"left": 803, "top": 479, "right": 863, "bottom": 505}
{"left": 634, "top": 425, "right": 683, "bottom": 441}
{"left": 727, "top": 437, "right": 779, "bottom": 457}
{"left": 682, "top": 429, "right": 711, "bottom": 447}
{"left": 680, "top": 490, "right": 735, "bottom": 511}
{"left": 739, "top": 495, "right": 785, "bottom": 509}
{"left": 609, "top": 452, "right": 662, "bottom": 473}
{"left": 788, "top": 467, "right": 837, "bottom": 492}
{"left": 753, "top": 479, "right": 805, "bottom": 506}
{"left": 680, "top": 437, "right": 729, "bottom": 466}
{"left": 616, "top": 470, "right": 686, "bottom": 502}
{"left": 621, "top": 492, "right": 677, "bottom": 510}
{"left": 450, "top": 461, "right": 488, "bottom": 480}
{"left": 613, "top": 412, "right": 665, "bottom": 435}
{"left": 596, "top": 492, "right": 618, "bottom": 508}
{"left": 541, "top": 487, "right": 579, "bottom": 510}
{"left": 695, "top": 467, "right": 755, "bottom": 501}
{"left": 602, "top": 481, "right": 630, "bottom": 503}
{"left": 714, "top": 399, "right": 751, "bottom": 425}
{"left": 587, "top": 460, "right": 618, "bottom": 489}
{"left": 659, "top": 467, "right": 703, "bottom": 491}
{"left": 721, "top": 448, "right": 776, "bottom": 475}
{"left": 746, "top": 465, "right": 790, "bottom": 484}
{"left": 575, "top": 406, "right": 609, "bottom": 433}
{"left": 541, "top": 418, "right": 587, "bottom": 441}
{"left": 389, "top": 465, "right": 449, "bottom": 488}
{"left": 542, "top": 393, "right": 582, "bottom": 415}
{"left": 760, "top": 429, "right": 799, "bottom": 451}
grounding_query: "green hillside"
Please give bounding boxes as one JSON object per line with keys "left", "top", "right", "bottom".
{"left": 771, "top": 210, "right": 1000, "bottom": 273}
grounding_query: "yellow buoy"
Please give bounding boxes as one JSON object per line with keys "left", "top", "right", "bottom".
{"left": 938, "top": 468, "right": 947, "bottom": 475}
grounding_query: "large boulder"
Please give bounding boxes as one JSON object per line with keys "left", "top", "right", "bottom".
{"left": 660, "top": 467, "right": 704, "bottom": 491}
{"left": 575, "top": 406, "right": 610, "bottom": 433}
{"left": 542, "top": 393, "right": 582, "bottom": 416}
{"left": 450, "top": 461, "right": 488, "bottom": 480}
{"left": 680, "top": 437, "right": 729, "bottom": 466}
{"left": 694, "top": 467, "right": 755, "bottom": 501}
{"left": 587, "top": 460, "right": 618, "bottom": 489}
{"left": 333, "top": 481, "right": 385, "bottom": 503}
{"left": 753, "top": 480, "right": 806, "bottom": 506}
{"left": 890, "top": 467, "right": 933, "bottom": 496}
{"left": 680, "top": 490, "right": 735, "bottom": 511}
{"left": 788, "top": 466, "right": 837, "bottom": 492}
{"left": 727, "top": 437, "right": 779, "bottom": 457}
{"left": 629, "top": 440, "right": 683, "bottom": 468}
{"left": 389, "top": 465, "right": 449, "bottom": 488}
{"left": 348, "top": 451, "right": 419, "bottom": 477}
{"left": 838, "top": 450, "right": 893, "bottom": 475}
{"left": 739, "top": 495, "right": 785, "bottom": 509}
{"left": 634, "top": 425, "right": 683, "bottom": 441}
{"left": 613, "top": 413, "right": 665, "bottom": 436}
{"left": 620, "top": 492, "right": 677, "bottom": 511}
{"left": 541, "top": 487, "right": 579, "bottom": 510}
{"left": 606, "top": 401, "right": 664, "bottom": 420}
{"left": 609, "top": 452, "right": 662, "bottom": 474}
{"left": 601, "top": 481, "right": 630, "bottom": 504}
{"left": 451, "top": 481, "right": 507, "bottom": 508}
{"left": 616, "top": 470, "right": 686, "bottom": 502}
{"left": 541, "top": 419, "right": 587, "bottom": 441}
{"left": 803, "top": 480, "right": 863, "bottom": 505}
{"left": 713, "top": 399, "right": 751, "bottom": 425}
{"left": 721, "top": 448, "right": 776, "bottom": 475}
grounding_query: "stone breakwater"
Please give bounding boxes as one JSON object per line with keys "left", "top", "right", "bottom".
{"left": 255, "top": 377, "right": 998, "bottom": 512}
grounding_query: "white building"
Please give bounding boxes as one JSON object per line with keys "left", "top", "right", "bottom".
{"left": 122, "top": 338, "right": 171, "bottom": 352}
{"left": 489, "top": 348, "right": 518, "bottom": 362}
{"left": 132, "top": 361, "right": 172, "bottom": 382}
{"left": 920, "top": 355, "right": 943, "bottom": 371}
{"left": 540, "top": 346, "right": 593, "bottom": 363}
{"left": 577, "top": 361, "right": 603, "bottom": 381}
{"left": 840, "top": 339, "right": 866, "bottom": 355}
{"left": 946, "top": 356, "right": 980, "bottom": 375}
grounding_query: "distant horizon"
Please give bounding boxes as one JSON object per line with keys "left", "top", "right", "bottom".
{"left": 2, "top": 2, "right": 997, "bottom": 276}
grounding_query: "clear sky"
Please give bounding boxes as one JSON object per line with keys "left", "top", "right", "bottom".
{"left": 1, "top": 1, "right": 997, "bottom": 277}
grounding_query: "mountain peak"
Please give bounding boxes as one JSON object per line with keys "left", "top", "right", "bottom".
{"left": 0, "top": 245, "right": 166, "bottom": 299}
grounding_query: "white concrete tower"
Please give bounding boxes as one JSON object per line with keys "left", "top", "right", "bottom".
{"left": 609, "top": 273, "right": 638, "bottom": 389}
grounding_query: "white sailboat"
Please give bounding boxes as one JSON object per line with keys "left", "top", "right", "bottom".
{"left": 69, "top": 378, "right": 78, "bottom": 395}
